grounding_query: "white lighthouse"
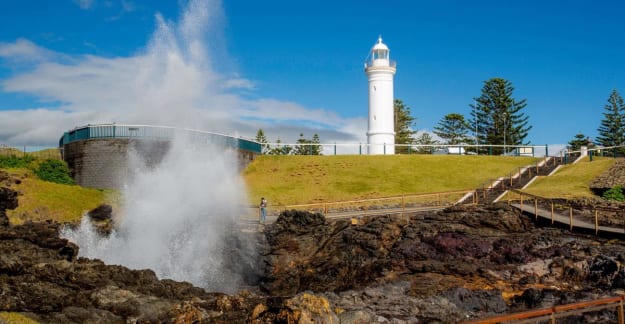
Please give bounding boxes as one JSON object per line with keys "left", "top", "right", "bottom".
{"left": 365, "top": 36, "right": 396, "bottom": 155}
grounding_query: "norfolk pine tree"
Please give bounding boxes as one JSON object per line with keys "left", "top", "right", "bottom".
{"left": 596, "top": 90, "right": 625, "bottom": 153}
{"left": 394, "top": 99, "right": 417, "bottom": 154}
{"left": 433, "top": 113, "right": 472, "bottom": 145}
{"left": 255, "top": 129, "right": 269, "bottom": 154}
{"left": 568, "top": 133, "right": 589, "bottom": 151}
{"left": 414, "top": 132, "right": 439, "bottom": 154}
{"left": 469, "top": 78, "right": 531, "bottom": 154}
{"left": 293, "top": 133, "right": 322, "bottom": 155}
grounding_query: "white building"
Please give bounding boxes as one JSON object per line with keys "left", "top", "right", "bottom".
{"left": 365, "top": 36, "right": 397, "bottom": 155}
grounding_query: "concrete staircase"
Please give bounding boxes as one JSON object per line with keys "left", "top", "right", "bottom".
{"left": 462, "top": 156, "right": 566, "bottom": 205}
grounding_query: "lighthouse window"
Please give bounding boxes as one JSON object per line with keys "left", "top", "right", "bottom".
{"left": 375, "top": 49, "right": 388, "bottom": 59}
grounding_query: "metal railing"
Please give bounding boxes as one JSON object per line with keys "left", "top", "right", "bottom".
{"left": 58, "top": 124, "right": 262, "bottom": 153}
{"left": 261, "top": 143, "right": 556, "bottom": 156}
{"left": 0, "top": 145, "right": 62, "bottom": 160}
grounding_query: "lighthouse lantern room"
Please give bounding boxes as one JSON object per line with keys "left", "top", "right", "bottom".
{"left": 365, "top": 36, "right": 397, "bottom": 155}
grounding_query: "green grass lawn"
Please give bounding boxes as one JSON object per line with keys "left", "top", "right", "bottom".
{"left": 243, "top": 155, "right": 538, "bottom": 205}
{"left": 522, "top": 156, "right": 616, "bottom": 199}
{"left": 4, "top": 168, "right": 115, "bottom": 225}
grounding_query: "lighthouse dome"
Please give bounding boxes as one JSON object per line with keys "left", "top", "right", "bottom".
{"left": 372, "top": 37, "right": 389, "bottom": 51}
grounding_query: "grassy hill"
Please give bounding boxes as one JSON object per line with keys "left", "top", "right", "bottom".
{"left": 4, "top": 168, "right": 114, "bottom": 225}
{"left": 522, "top": 156, "right": 615, "bottom": 199}
{"left": 243, "top": 155, "right": 538, "bottom": 205}
{"left": 4, "top": 153, "right": 613, "bottom": 224}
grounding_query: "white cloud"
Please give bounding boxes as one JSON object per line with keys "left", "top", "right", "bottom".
{"left": 0, "top": 38, "right": 60, "bottom": 63}
{"left": 73, "top": 0, "right": 95, "bottom": 9}
{"left": 0, "top": 0, "right": 364, "bottom": 147}
{"left": 121, "top": 0, "right": 135, "bottom": 12}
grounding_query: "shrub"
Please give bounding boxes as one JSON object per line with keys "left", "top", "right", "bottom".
{"left": 34, "top": 159, "right": 75, "bottom": 185}
{"left": 0, "top": 155, "right": 35, "bottom": 169}
{"left": 602, "top": 185, "right": 625, "bottom": 202}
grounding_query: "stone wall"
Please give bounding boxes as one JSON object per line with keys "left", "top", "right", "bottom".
{"left": 63, "top": 138, "right": 257, "bottom": 189}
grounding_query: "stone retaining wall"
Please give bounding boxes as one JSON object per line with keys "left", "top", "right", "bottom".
{"left": 62, "top": 138, "right": 257, "bottom": 189}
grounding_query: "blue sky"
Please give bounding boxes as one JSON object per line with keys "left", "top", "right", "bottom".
{"left": 0, "top": 0, "right": 624, "bottom": 147}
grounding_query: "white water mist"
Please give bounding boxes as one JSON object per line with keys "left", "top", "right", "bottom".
{"left": 60, "top": 0, "right": 259, "bottom": 292}
{"left": 62, "top": 137, "right": 253, "bottom": 292}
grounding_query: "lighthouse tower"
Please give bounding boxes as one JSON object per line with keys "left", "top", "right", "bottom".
{"left": 365, "top": 36, "right": 396, "bottom": 155}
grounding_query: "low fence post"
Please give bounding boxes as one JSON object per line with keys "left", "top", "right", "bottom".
{"left": 570, "top": 207, "right": 573, "bottom": 231}
{"left": 595, "top": 209, "right": 598, "bottom": 235}
{"left": 551, "top": 202, "right": 554, "bottom": 224}
{"left": 534, "top": 199, "right": 538, "bottom": 220}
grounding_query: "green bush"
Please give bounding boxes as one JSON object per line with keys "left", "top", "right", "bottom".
{"left": 34, "top": 159, "right": 75, "bottom": 185}
{"left": 602, "top": 185, "right": 625, "bottom": 202}
{"left": 0, "top": 155, "right": 35, "bottom": 169}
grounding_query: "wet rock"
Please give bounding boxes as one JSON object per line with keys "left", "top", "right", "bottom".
{"left": 0, "top": 186, "right": 18, "bottom": 227}
{"left": 87, "top": 204, "right": 113, "bottom": 221}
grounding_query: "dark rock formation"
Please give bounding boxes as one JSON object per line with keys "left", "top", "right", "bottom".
{"left": 261, "top": 207, "right": 625, "bottom": 322}
{"left": 590, "top": 158, "right": 625, "bottom": 195}
{"left": 0, "top": 171, "right": 18, "bottom": 227}
{"left": 87, "top": 204, "right": 113, "bottom": 221}
{"left": 3, "top": 174, "right": 625, "bottom": 323}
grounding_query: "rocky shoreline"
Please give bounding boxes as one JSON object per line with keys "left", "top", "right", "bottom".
{"left": 2, "top": 169, "right": 625, "bottom": 322}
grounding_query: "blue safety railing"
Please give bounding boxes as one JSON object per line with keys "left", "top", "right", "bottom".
{"left": 59, "top": 124, "right": 261, "bottom": 153}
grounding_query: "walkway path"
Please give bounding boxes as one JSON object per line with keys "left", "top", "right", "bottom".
{"left": 511, "top": 202, "right": 625, "bottom": 237}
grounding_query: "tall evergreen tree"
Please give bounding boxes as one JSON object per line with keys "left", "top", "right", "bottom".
{"left": 293, "top": 133, "right": 322, "bottom": 155}
{"left": 311, "top": 133, "right": 322, "bottom": 155}
{"left": 255, "top": 129, "right": 269, "bottom": 154}
{"left": 394, "top": 99, "right": 417, "bottom": 154}
{"left": 596, "top": 90, "right": 625, "bottom": 151}
{"left": 433, "top": 113, "right": 472, "bottom": 145}
{"left": 414, "top": 132, "right": 439, "bottom": 154}
{"left": 568, "top": 133, "right": 589, "bottom": 151}
{"left": 469, "top": 78, "right": 531, "bottom": 154}
{"left": 267, "top": 139, "right": 292, "bottom": 155}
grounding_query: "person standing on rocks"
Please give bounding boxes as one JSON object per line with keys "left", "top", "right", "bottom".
{"left": 260, "top": 197, "right": 267, "bottom": 224}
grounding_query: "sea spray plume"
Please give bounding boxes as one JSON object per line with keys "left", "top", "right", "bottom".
{"left": 61, "top": 134, "right": 258, "bottom": 293}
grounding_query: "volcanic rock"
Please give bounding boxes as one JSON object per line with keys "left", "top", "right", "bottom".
{"left": 4, "top": 174, "right": 625, "bottom": 323}
{"left": 590, "top": 158, "right": 625, "bottom": 195}
{"left": 261, "top": 207, "right": 625, "bottom": 321}
{"left": 87, "top": 204, "right": 113, "bottom": 221}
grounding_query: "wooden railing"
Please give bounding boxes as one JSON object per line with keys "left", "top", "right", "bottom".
{"left": 462, "top": 295, "right": 625, "bottom": 323}
{"left": 508, "top": 189, "right": 625, "bottom": 235}
{"left": 244, "top": 189, "right": 476, "bottom": 222}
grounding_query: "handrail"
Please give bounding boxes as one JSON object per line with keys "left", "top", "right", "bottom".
{"left": 59, "top": 123, "right": 262, "bottom": 153}
{"left": 247, "top": 189, "right": 475, "bottom": 221}
{"left": 462, "top": 295, "right": 625, "bottom": 323}
{"left": 275, "top": 189, "right": 471, "bottom": 210}
{"left": 507, "top": 189, "right": 625, "bottom": 235}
